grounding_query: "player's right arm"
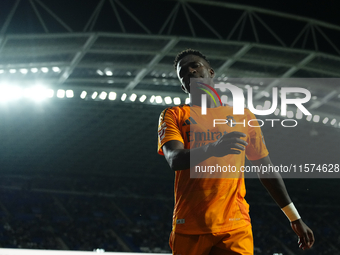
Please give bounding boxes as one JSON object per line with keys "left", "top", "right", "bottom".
{"left": 162, "top": 132, "right": 248, "bottom": 171}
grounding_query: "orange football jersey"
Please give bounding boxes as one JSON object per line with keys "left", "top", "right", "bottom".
{"left": 158, "top": 104, "right": 268, "bottom": 234}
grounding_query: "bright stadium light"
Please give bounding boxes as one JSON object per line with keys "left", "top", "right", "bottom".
{"left": 313, "top": 115, "right": 320, "bottom": 123}
{"left": 0, "top": 85, "right": 23, "bottom": 102}
{"left": 66, "top": 90, "right": 74, "bottom": 98}
{"left": 221, "top": 95, "right": 228, "bottom": 104}
{"left": 331, "top": 119, "right": 336, "bottom": 125}
{"left": 46, "top": 89, "right": 54, "bottom": 98}
{"left": 263, "top": 100, "right": 271, "bottom": 109}
{"left": 80, "top": 91, "right": 87, "bottom": 99}
{"left": 31, "top": 68, "right": 38, "bottom": 73}
{"left": 20, "top": 69, "right": 28, "bottom": 74}
{"left": 287, "top": 111, "right": 294, "bottom": 118}
{"left": 306, "top": 115, "right": 312, "bottom": 121}
{"left": 139, "top": 95, "right": 147, "bottom": 102}
{"left": 96, "top": 70, "right": 104, "bottom": 76}
{"left": 164, "top": 96, "right": 172, "bottom": 104}
{"left": 296, "top": 109, "right": 303, "bottom": 119}
{"left": 121, "top": 93, "right": 127, "bottom": 101}
{"left": 185, "top": 97, "right": 190, "bottom": 104}
{"left": 41, "top": 67, "right": 49, "bottom": 73}
{"left": 0, "top": 70, "right": 4, "bottom": 74}
{"left": 24, "top": 86, "right": 52, "bottom": 101}
{"left": 150, "top": 95, "right": 155, "bottom": 103}
{"left": 262, "top": 91, "right": 270, "bottom": 97}
{"left": 99, "top": 92, "right": 107, "bottom": 100}
{"left": 130, "top": 93, "right": 137, "bottom": 102}
{"left": 173, "top": 97, "right": 181, "bottom": 105}
{"left": 322, "top": 117, "right": 329, "bottom": 124}
{"left": 57, "top": 89, "right": 65, "bottom": 98}
{"left": 108, "top": 92, "right": 116, "bottom": 100}
{"left": 155, "top": 96, "right": 162, "bottom": 104}
{"left": 52, "top": 67, "right": 61, "bottom": 73}
{"left": 105, "top": 69, "right": 113, "bottom": 76}
{"left": 91, "top": 92, "right": 98, "bottom": 99}
{"left": 9, "top": 69, "right": 16, "bottom": 74}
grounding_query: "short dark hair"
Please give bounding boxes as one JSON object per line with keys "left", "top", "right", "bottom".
{"left": 173, "top": 49, "right": 210, "bottom": 70}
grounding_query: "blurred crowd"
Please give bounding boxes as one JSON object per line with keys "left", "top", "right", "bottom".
{"left": 0, "top": 175, "right": 339, "bottom": 254}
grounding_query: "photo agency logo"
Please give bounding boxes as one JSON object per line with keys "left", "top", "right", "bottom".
{"left": 193, "top": 79, "right": 312, "bottom": 128}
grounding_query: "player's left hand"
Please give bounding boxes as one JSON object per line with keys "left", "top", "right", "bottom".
{"left": 291, "top": 218, "right": 315, "bottom": 250}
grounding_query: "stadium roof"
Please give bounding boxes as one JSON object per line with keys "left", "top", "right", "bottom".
{"left": 0, "top": 0, "right": 339, "bottom": 176}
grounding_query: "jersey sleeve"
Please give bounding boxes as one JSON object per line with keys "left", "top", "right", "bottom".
{"left": 157, "top": 107, "right": 185, "bottom": 156}
{"left": 245, "top": 109, "right": 269, "bottom": 161}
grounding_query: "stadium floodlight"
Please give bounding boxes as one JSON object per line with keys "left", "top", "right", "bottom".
{"left": 31, "top": 68, "right": 38, "bottom": 73}
{"left": 66, "top": 90, "right": 74, "bottom": 98}
{"left": 80, "top": 91, "right": 87, "bottom": 99}
{"left": 149, "top": 95, "right": 155, "bottom": 103}
{"left": 330, "top": 119, "right": 336, "bottom": 125}
{"left": 57, "top": 89, "right": 65, "bottom": 98}
{"left": 263, "top": 100, "right": 271, "bottom": 110}
{"left": 221, "top": 95, "right": 228, "bottom": 104}
{"left": 155, "top": 96, "right": 162, "bottom": 104}
{"left": 99, "top": 92, "right": 107, "bottom": 100}
{"left": 322, "top": 117, "right": 329, "bottom": 124}
{"left": 0, "top": 70, "right": 4, "bottom": 74}
{"left": 173, "top": 97, "right": 181, "bottom": 105}
{"left": 121, "top": 93, "right": 127, "bottom": 101}
{"left": 262, "top": 91, "right": 270, "bottom": 97}
{"left": 185, "top": 97, "right": 190, "bottom": 104}
{"left": 91, "top": 92, "right": 98, "bottom": 99}
{"left": 108, "top": 92, "right": 116, "bottom": 100}
{"left": 46, "top": 89, "right": 54, "bottom": 98}
{"left": 41, "top": 67, "right": 49, "bottom": 73}
{"left": 9, "top": 69, "right": 16, "bottom": 74}
{"left": 0, "top": 85, "right": 23, "bottom": 102}
{"left": 20, "top": 69, "right": 28, "bottom": 74}
{"left": 296, "top": 109, "right": 303, "bottom": 119}
{"left": 287, "top": 111, "right": 294, "bottom": 118}
{"left": 129, "top": 93, "right": 137, "bottom": 102}
{"left": 164, "top": 96, "right": 172, "bottom": 104}
{"left": 52, "top": 67, "right": 61, "bottom": 73}
{"left": 139, "top": 95, "right": 147, "bottom": 102}
{"left": 105, "top": 69, "right": 113, "bottom": 76}
{"left": 24, "top": 86, "right": 52, "bottom": 101}
{"left": 96, "top": 70, "right": 104, "bottom": 76}
{"left": 306, "top": 115, "right": 312, "bottom": 121}
{"left": 313, "top": 115, "right": 320, "bottom": 123}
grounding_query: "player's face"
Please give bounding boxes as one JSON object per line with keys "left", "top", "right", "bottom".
{"left": 176, "top": 55, "right": 215, "bottom": 93}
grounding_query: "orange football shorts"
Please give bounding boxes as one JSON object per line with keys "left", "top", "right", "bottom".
{"left": 169, "top": 224, "right": 253, "bottom": 255}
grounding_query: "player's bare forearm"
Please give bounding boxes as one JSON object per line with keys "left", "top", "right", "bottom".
{"left": 250, "top": 156, "right": 292, "bottom": 207}
{"left": 162, "top": 140, "right": 212, "bottom": 171}
{"left": 162, "top": 132, "right": 248, "bottom": 171}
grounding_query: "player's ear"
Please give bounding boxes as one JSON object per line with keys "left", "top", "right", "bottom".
{"left": 209, "top": 68, "right": 215, "bottom": 78}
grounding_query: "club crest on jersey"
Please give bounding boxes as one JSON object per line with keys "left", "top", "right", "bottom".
{"left": 226, "top": 115, "right": 236, "bottom": 127}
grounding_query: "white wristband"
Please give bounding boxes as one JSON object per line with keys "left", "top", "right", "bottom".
{"left": 281, "top": 202, "right": 301, "bottom": 222}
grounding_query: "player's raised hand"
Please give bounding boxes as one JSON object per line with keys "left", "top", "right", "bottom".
{"left": 291, "top": 219, "right": 315, "bottom": 250}
{"left": 208, "top": 131, "right": 248, "bottom": 157}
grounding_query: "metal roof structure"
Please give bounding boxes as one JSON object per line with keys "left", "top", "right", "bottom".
{"left": 1, "top": 0, "right": 340, "bottom": 120}
{"left": 0, "top": 0, "right": 339, "bottom": 176}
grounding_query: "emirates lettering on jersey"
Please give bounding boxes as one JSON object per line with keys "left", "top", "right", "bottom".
{"left": 186, "top": 130, "right": 228, "bottom": 148}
